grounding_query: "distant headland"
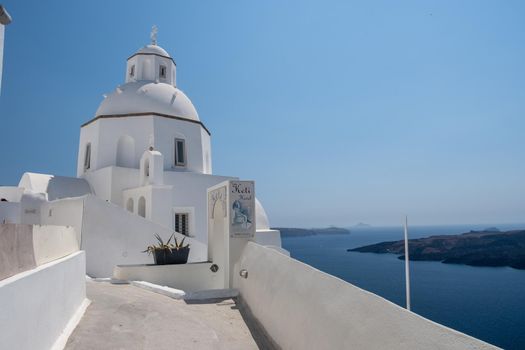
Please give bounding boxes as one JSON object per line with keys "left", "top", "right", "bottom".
{"left": 275, "top": 226, "right": 351, "bottom": 238}
{"left": 348, "top": 228, "right": 525, "bottom": 270}
{"left": 353, "top": 222, "right": 371, "bottom": 228}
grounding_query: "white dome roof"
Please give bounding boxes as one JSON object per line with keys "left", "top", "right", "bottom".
{"left": 96, "top": 81, "right": 199, "bottom": 121}
{"left": 136, "top": 44, "right": 171, "bottom": 57}
{"left": 255, "top": 198, "right": 270, "bottom": 230}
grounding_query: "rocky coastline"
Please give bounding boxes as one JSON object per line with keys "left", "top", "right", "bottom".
{"left": 348, "top": 229, "right": 525, "bottom": 270}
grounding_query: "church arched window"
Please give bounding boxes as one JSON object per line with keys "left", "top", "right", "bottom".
{"left": 84, "top": 143, "right": 91, "bottom": 171}
{"left": 144, "top": 158, "right": 150, "bottom": 177}
{"left": 160, "top": 65, "right": 166, "bottom": 79}
{"left": 138, "top": 197, "right": 146, "bottom": 218}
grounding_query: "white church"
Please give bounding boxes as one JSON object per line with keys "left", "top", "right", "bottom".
{"left": 0, "top": 30, "right": 282, "bottom": 278}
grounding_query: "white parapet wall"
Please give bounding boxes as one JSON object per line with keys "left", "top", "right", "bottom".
{"left": 113, "top": 262, "right": 223, "bottom": 292}
{"left": 37, "top": 194, "right": 208, "bottom": 277}
{"left": 0, "top": 224, "right": 79, "bottom": 280}
{"left": 254, "top": 229, "right": 282, "bottom": 247}
{"left": 0, "top": 251, "right": 87, "bottom": 350}
{"left": 234, "top": 242, "right": 498, "bottom": 350}
{"left": 0, "top": 201, "right": 21, "bottom": 224}
{"left": 41, "top": 197, "right": 85, "bottom": 246}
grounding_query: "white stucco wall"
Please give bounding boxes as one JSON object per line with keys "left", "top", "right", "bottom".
{"left": 165, "top": 171, "right": 236, "bottom": 243}
{"left": 113, "top": 262, "right": 223, "bottom": 292}
{"left": 80, "top": 195, "right": 207, "bottom": 277}
{"left": 0, "top": 186, "right": 24, "bottom": 201}
{"left": 32, "top": 225, "right": 79, "bottom": 266}
{"left": 0, "top": 187, "right": 24, "bottom": 223}
{"left": 87, "top": 166, "right": 235, "bottom": 243}
{"left": 19, "top": 173, "right": 92, "bottom": 201}
{"left": 0, "top": 223, "right": 80, "bottom": 281}
{"left": 254, "top": 229, "right": 282, "bottom": 247}
{"left": 40, "top": 197, "right": 85, "bottom": 245}
{"left": 0, "top": 251, "right": 86, "bottom": 350}
{"left": 78, "top": 116, "right": 210, "bottom": 176}
{"left": 0, "top": 224, "right": 35, "bottom": 280}
{"left": 19, "top": 192, "right": 47, "bottom": 224}
{"left": 234, "top": 243, "right": 497, "bottom": 350}
{"left": 81, "top": 165, "right": 112, "bottom": 200}
{"left": 0, "top": 201, "right": 20, "bottom": 223}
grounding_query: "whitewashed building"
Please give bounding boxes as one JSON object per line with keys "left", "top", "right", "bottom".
{"left": 0, "top": 32, "right": 281, "bottom": 276}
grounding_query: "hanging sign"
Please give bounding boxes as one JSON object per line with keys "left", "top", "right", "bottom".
{"left": 229, "top": 181, "right": 255, "bottom": 238}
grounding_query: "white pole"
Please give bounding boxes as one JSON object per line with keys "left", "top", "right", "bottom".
{"left": 404, "top": 215, "right": 411, "bottom": 311}
{"left": 0, "top": 24, "right": 5, "bottom": 95}
{"left": 0, "top": 5, "right": 12, "bottom": 96}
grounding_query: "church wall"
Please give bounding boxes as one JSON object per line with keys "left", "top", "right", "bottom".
{"left": 122, "top": 186, "right": 152, "bottom": 219}
{"left": 201, "top": 127, "right": 212, "bottom": 174}
{"left": 164, "top": 172, "right": 237, "bottom": 244}
{"left": 152, "top": 116, "right": 206, "bottom": 173}
{"left": 80, "top": 195, "right": 207, "bottom": 277}
{"left": 77, "top": 121, "right": 99, "bottom": 177}
{"left": 149, "top": 185, "right": 173, "bottom": 226}
{"left": 79, "top": 116, "right": 208, "bottom": 175}
{"left": 95, "top": 117, "right": 153, "bottom": 171}
{"left": 82, "top": 166, "right": 113, "bottom": 201}
{"left": 122, "top": 184, "right": 173, "bottom": 229}
{"left": 109, "top": 166, "right": 141, "bottom": 206}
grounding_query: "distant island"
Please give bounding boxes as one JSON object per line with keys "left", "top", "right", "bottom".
{"left": 275, "top": 226, "right": 351, "bottom": 238}
{"left": 353, "top": 222, "right": 371, "bottom": 228}
{"left": 348, "top": 229, "right": 525, "bottom": 270}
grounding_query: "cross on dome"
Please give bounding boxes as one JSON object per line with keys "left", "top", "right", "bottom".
{"left": 150, "top": 25, "right": 158, "bottom": 45}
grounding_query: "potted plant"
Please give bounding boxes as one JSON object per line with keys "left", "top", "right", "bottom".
{"left": 143, "top": 233, "right": 190, "bottom": 265}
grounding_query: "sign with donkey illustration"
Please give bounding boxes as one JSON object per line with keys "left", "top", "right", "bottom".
{"left": 229, "top": 181, "right": 255, "bottom": 238}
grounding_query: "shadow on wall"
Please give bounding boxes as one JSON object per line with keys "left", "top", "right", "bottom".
{"left": 46, "top": 176, "right": 92, "bottom": 201}
{"left": 80, "top": 195, "right": 207, "bottom": 277}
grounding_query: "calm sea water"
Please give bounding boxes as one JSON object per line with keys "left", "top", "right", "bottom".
{"left": 281, "top": 224, "right": 525, "bottom": 350}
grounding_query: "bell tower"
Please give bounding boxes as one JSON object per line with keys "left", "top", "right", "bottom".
{"left": 125, "top": 26, "right": 176, "bottom": 85}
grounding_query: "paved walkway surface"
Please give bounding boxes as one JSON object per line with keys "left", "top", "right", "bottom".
{"left": 65, "top": 281, "right": 260, "bottom": 350}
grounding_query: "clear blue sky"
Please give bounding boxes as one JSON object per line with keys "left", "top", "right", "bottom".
{"left": 0, "top": 1, "right": 524, "bottom": 227}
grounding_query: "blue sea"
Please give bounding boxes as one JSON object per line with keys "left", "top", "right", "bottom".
{"left": 281, "top": 224, "right": 525, "bottom": 350}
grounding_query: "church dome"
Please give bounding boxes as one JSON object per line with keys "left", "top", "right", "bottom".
{"left": 255, "top": 198, "right": 271, "bottom": 230}
{"left": 135, "top": 44, "right": 171, "bottom": 58}
{"left": 96, "top": 81, "right": 199, "bottom": 121}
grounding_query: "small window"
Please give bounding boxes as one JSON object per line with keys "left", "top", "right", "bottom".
{"left": 174, "top": 213, "right": 189, "bottom": 236}
{"left": 138, "top": 197, "right": 146, "bottom": 218}
{"left": 130, "top": 65, "right": 135, "bottom": 77}
{"left": 160, "top": 65, "right": 166, "bottom": 79}
{"left": 84, "top": 143, "right": 91, "bottom": 171}
{"left": 174, "top": 138, "right": 186, "bottom": 167}
{"left": 144, "top": 159, "right": 150, "bottom": 177}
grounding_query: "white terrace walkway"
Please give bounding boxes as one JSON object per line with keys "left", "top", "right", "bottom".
{"left": 65, "top": 281, "right": 270, "bottom": 350}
